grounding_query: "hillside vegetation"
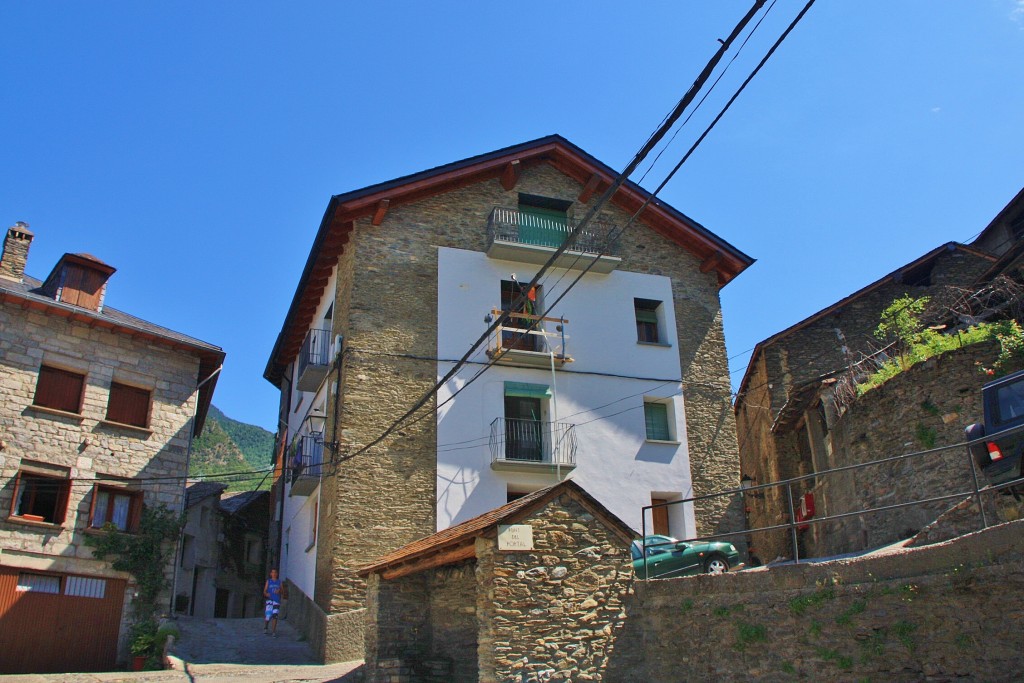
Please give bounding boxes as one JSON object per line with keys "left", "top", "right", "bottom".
{"left": 190, "top": 405, "right": 275, "bottom": 491}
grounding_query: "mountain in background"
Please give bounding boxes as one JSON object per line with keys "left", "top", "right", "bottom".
{"left": 190, "top": 405, "right": 275, "bottom": 491}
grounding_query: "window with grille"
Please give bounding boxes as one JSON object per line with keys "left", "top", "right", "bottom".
{"left": 89, "top": 484, "right": 143, "bottom": 532}
{"left": 634, "top": 298, "right": 663, "bottom": 344}
{"left": 643, "top": 400, "right": 672, "bottom": 441}
{"left": 33, "top": 365, "right": 85, "bottom": 414}
{"left": 105, "top": 382, "right": 151, "bottom": 428}
{"left": 9, "top": 469, "right": 71, "bottom": 524}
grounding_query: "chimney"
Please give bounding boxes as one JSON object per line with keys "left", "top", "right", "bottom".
{"left": 0, "top": 222, "right": 34, "bottom": 282}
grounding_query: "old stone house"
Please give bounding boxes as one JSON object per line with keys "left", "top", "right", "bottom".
{"left": 359, "top": 479, "right": 636, "bottom": 683}
{"left": 263, "top": 135, "right": 753, "bottom": 661}
{"left": 175, "top": 483, "right": 269, "bottom": 619}
{"left": 0, "top": 223, "right": 224, "bottom": 674}
{"left": 735, "top": 186, "right": 1024, "bottom": 562}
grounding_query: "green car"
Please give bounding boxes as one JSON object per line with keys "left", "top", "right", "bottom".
{"left": 631, "top": 535, "right": 743, "bottom": 579}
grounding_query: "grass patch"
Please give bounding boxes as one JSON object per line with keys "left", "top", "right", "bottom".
{"left": 734, "top": 622, "right": 767, "bottom": 651}
{"left": 893, "top": 621, "right": 917, "bottom": 651}
{"left": 815, "top": 646, "right": 853, "bottom": 671}
{"left": 789, "top": 587, "right": 835, "bottom": 615}
{"left": 836, "top": 599, "right": 866, "bottom": 626}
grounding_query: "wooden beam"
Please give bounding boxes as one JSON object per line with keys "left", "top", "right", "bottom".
{"left": 500, "top": 160, "right": 521, "bottom": 191}
{"left": 379, "top": 542, "right": 476, "bottom": 581}
{"left": 578, "top": 174, "right": 602, "bottom": 203}
{"left": 371, "top": 199, "right": 390, "bottom": 226}
{"left": 700, "top": 250, "right": 724, "bottom": 274}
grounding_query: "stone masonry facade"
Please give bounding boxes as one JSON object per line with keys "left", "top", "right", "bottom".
{"left": 0, "top": 301, "right": 202, "bottom": 656}
{"left": 310, "top": 161, "right": 743, "bottom": 661}
{"left": 364, "top": 491, "right": 634, "bottom": 683}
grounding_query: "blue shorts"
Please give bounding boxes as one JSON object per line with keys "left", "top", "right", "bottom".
{"left": 265, "top": 600, "right": 280, "bottom": 620}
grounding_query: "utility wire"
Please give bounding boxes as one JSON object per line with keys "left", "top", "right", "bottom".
{"left": 341, "top": 0, "right": 771, "bottom": 462}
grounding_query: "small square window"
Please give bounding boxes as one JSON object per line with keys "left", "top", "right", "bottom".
{"left": 16, "top": 572, "right": 61, "bottom": 594}
{"left": 89, "top": 484, "right": 143, "bottom": 533}
{"left": 9, "top": 469, "right": 71, "bottom": 524}
{"left": 105, "top": 382, "right": 151, "bottom": 428}
{"left": 643, "top": 400, "right": 673, "bottom": 441}
{"left": 33, "top": 365, "right": 85, "bottom": 414}
{"left": 634, "top": 299, "right": 662, "bottom": 344}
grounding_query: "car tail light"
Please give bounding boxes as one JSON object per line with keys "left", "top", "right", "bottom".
{"left": 986, "top": 442, "right": 1004, "bottom": 462}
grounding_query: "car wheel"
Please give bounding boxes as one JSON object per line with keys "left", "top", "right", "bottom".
{"left": 704, "top": 556, "right": 729, "bottom": 574}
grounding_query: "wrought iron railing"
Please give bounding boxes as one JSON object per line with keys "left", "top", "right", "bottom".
{"left": 298, "top": 328, "right": 331, "bottom": 378}
{"left": 291, "top": 434, "right": 324, "bottom": 482}
{"left": 486, "top": 207, "right": 619, "bottom": 255}
{"left": 489, "top": 417, "right": 577, "bottom": 466}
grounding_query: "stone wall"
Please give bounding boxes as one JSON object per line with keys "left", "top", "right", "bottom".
{"left": 475, "top": 494, "right": 633, "bottom": 683}
{"left": 743, "top": 339, "right": 1011, "bottom": 563}
{"left": 0, "top": 301, "right": 204, "bottom": 660}
{"left": 316, "top": 159, "right": 744, "bottom": 659}
{"left": 604, "top": 520, "right": 1024, "bottom": 682}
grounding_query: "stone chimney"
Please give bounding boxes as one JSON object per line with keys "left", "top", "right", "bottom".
{"left": 0, "top": 222, "right": 34, "bottom": 282}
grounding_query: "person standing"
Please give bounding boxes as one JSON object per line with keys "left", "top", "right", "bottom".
{"left": 263, "top": 568, "right": 282, "bottom": 637}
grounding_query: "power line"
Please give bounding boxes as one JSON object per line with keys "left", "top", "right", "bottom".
{"left": 340, "top": 1, "right": 773, "bottom": 462}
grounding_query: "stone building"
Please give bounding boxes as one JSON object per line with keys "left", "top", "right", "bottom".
{"left": 0, "top": 223, "right": 224, "bottom": 674}
{"left": 263, "top": 135, "right": 752, "bottom": 661}
{"left": 359, "top": 479, "right": 636, "bottom": 683}
{"left": 734, "top": 187, "right": 1024, "bottom": 562}
{"left": 175, "top": 483, "right": 269, "bottom": 619}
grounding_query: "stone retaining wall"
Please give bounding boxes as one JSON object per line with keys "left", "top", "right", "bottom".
{"left": 606, "top": 520, "right": 1024, "bottom": 682}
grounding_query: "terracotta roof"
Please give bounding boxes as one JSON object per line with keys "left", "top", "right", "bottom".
{"left": 264, "top": 134, "right": 754, "bottom": 386}
{"left": 358, "top": 479, "right": 636, "bottom": 577}
{"left": 0, "top": 274, "right": 224, "bottom": 435}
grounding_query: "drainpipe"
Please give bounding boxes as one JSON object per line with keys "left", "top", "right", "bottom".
{"left": 168, "top": 364, "right": 223, "bottom": 616}
{"left": 550, "top": 351, "right": 560, "bottom": 482}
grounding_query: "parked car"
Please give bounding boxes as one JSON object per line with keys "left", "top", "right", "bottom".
{"left": 630, "top": 535, "right": 743, "bottom": 579}
{"left": 965, "top": 367, "right": 1024, "bottom": 493}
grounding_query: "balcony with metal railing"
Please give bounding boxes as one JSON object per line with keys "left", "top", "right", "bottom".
{"left": 290, "top": 434, "right": 324, "bottom": 496}
{"left": 489, "top": 417, "right": 577, "bottom": 473}
{"left": 297, "top": 328, "right": 331, "bottom": 392}
{"left": 485, "top": 207, "right": 621, "bottom": 273}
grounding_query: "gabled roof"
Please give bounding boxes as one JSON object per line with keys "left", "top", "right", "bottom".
{"left": 220, "top": 490, "right": 269, "bottom": 514}
{"left": 358, "top": 479, "right": 636, "bottom": 579}
{"left": 0, "top": 274, "right": 225, "bottom": 435}
{"left": 264, "top": 135, "right": 754, "bottom": 385}
{"left": 185, "top": 481, "right": 227, "bottom": 509}
{"left": 734, "top": 242, "right": 996, "bottom": 405}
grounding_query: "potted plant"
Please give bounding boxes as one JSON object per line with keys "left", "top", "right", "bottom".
{"left": 129, "top": 621, "right": 156, "bottom": 671}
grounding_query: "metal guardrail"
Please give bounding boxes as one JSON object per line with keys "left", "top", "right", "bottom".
{"left": 486, "top": 206, "right": 619, "bottom": 255}
{"left": 489, "top": 417, "right": 577, "bottom": 466}
{"left": 639, "top": 421, "right": 1024, "bottom": 575}
{"left": 298, "top": 328, "right": 331, "bottom": 378}
{"left": 488, "top": 308, "right": 569, "bottom": 358}
{"left": 291, "top": 434, "right": 325, "bottom": 481}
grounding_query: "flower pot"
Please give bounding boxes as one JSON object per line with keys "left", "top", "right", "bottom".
{"left": 132, "top": 655, "right": 146, "bottom": 671}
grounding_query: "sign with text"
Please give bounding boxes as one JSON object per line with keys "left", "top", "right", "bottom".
{"left": 497, "top": 524, "right": 534, "bottom": 551}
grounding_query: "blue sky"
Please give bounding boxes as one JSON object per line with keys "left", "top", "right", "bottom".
{"left": 2, "top": 2, "right": 1022, "bottom": 432}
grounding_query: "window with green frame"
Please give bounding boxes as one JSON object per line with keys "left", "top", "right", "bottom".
{"left": 644, "top": 401, "right": 672, "bottom": 441}
{"left": 634, "top": 298, "right": 663, "bottom": 343}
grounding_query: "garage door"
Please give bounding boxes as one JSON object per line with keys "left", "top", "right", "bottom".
{"left": 0, "top": 566, "right": 127, "bottom": 674}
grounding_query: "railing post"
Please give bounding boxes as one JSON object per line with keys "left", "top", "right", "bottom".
{"left": 786, "top": 482, "right": 800, "bottom": 564}
{"left": 966, "top": 441, "right": 989, "bottom": 531}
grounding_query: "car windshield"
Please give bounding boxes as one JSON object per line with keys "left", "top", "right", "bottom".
{"left": 995, "top": 378, "right": 1024, "bottom": 424}
{"left": 631, "top": 536, "right": 679, "bottom": 559}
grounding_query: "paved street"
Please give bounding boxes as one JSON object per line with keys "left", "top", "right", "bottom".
{"left": 0, "top": 617, "right": 363, "bottom": 683}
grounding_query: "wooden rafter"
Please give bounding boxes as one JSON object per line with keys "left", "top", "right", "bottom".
{"left": 578, "top": 173, "right": 602, "bottom": 203}
{"left": 371, "top": 199, "right": 390, "bottom": 226}
{"left": 700, "top": 250, "right": 724, "bottom": 274}
{"left": 500, "top": 160, "right": 521, "bottom": 191}
{"left": 379, "top": 542, "right": 476, "bottom": 581}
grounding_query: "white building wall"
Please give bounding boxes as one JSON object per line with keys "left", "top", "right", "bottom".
{"left": 436, "top": 247, "right": 696, "bottom": 537}
{"left": 280, "top": 484, "right": 319, "bottom": 598}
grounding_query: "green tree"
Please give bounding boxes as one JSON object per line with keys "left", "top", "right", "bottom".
{"left": 874, "top": 295, "right": 931, "bottom": 370}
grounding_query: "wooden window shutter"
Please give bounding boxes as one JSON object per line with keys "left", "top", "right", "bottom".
{"left": 651, "top": 498, "right": 670, "bottom": 536}
{"left": 88, "top": 483, "right": 100, "bottom": 526}
{"left": 54, "top": 479, "right": 71, "bottom": 525}
{"left": 9, "top": 471, "right": 22, "bottom": 517}
{"left": 127, "top": 495, "right": 144, "bottom": 533}
{"left": 106, "top": 382, "right": 150, "bottom": 427}
{"left": 34, "top": 366, "right": 85, "bottom": 413}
